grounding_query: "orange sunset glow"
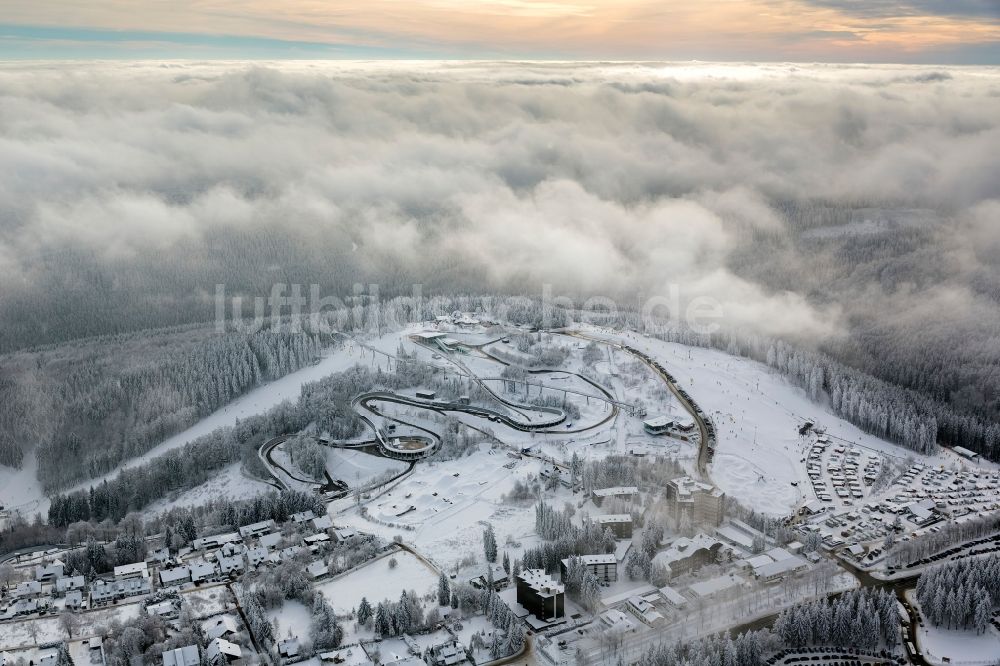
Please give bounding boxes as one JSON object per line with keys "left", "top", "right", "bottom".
{"left": 2, "top": 0, "right": 998, "bottom": 61}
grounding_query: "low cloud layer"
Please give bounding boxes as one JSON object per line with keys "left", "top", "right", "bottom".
{"left": 1, "top": 61, "right": 999, "bottom": 349}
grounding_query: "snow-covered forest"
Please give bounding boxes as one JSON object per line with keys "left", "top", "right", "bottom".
{"left": 771, "top": 588, "right": 900, "bottom": 650}
{"left": 40, "top": 340, "right": 537, "bottom": 524}
{"left": 634, "top": 588, "right": 900, "bottom": 666}
{"left": 635, "top": 630, "right": 769, "bottom": 666}
{"left": 916, "top": 555, "right": 1000, "bottom": 633}
{"left": 0, "top": 325, "right": 323, "bottom": 488}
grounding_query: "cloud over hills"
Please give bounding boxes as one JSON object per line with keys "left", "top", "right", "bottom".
{"left": 1, "top": 61, "right": 999, "bottom": 349}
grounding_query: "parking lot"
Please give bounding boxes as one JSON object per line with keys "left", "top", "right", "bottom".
{"left": 795, "top": 456, "right": 1000, "bottom": 567}
{"left": 804, "top": 434, "right": 883, "bottom": 509}
{"left": 765, "top": 646, "right": 902, "bottom": 666}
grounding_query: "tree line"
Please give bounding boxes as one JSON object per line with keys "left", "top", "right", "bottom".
{"left": 772, "top": 588, "right": 900, "bottom": 650}
{"left": 916, "top": 555, "right": 1000, "bottom": 633}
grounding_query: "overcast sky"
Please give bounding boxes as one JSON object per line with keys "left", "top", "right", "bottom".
{"left": 1, "top": 0, "right": 999, "bottom": 63}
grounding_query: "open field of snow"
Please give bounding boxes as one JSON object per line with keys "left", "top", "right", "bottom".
{"left": 325, "top": 449, "right": 407, "bottom": 488}
{"left": 0, "top": 450, "right": 45, "bottom": 519}
{"left": 0, "top": 600, "right": 142, "bottom": 650}
{"left": 180, "top": 583, "right": 234, "bottom": 618}
{"left": 916, "top": 622, "right": 1000, "bottom": 665}
{"left": 145, "top": 462, "right": 275, "bottom": 514}
{"left": 267, "top": 599, "right": 312, "bottom": 639}
{"left": 333, "top": 443, "right": 567, "bottom": 573}
{"left": 315, "top": 550, "right": 439, "bottom": 615}
{"left": 575, "top": 326, "right": 935, "bottom": 516}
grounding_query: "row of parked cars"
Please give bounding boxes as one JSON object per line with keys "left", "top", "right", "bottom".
{"left": 765, "top": 646, "right": 904, "bottom": 666}
{"left": 887, "top": 533, "right": 1000, "bottom": 572}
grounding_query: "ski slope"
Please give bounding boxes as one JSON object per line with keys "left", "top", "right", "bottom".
{"left": 577, "top": 326, "right": 928, "bottom": 516}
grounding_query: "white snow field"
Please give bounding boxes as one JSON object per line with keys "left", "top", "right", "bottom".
{"left": 145, "top": 462, "right": 275, "bottom": 513}
{"left": 333, "top": 442, "right": 562, "bottom": 572}
{"left": 0, "top": 599, "right": 142, "bottom": 650}
{"left": 575, "top": 326, "right": 928, "bottom": 516}
{"left": 914, "top": 614, "right": 1000, "bottom": 665}
{"left": 324, "top": 449, "right": 406, "bottom": 487}
{"left": 315, "top": 550, "right": 439, "bottom": 615}
{"left": 266, "top": 599, "right": 312, "bottom": 638}
{"left": 0, "top": 450, "right": 45, "bottom": 519}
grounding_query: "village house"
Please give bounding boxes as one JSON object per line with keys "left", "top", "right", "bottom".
{"left": 162, "top": 645, "right": 199, "bottom": 666}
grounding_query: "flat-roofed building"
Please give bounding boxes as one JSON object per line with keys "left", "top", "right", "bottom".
{"left": 715, "top": 525, "right": 754, "bottom": 551}
{"left": 592, "top": 486, "right": 639, "bottom": 507}
{"left": 594, "top": 514, "right": 633, "bottom": 539}
{"left": 658, "top": 585, "right": 688, "bottom": 609}
{"left": 666, "top": 476, "right": 724, "bottom": 527}
{"left": 752, "top": 555, "right": 808, "bottom": 582}
{"left": 689, "top": 574, "right": 745, "bottom": 601}
{"left": 643, "top": 416, "right": 674, "bottom": 435}
{"left": 516, "top": 569, "right": 564, "bottom": 621}
{"left": 560, "top": 554, "right": 618, "bottom": 583}
{"left": 149, "top": 600, "right": 178, "bottom": 618}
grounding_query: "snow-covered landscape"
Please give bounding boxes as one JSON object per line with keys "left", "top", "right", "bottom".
{"left": 5, "top": 314, "right": 997, "bottom": 666}
{"left": 2, "top": 40, "right": 999, "bottom": 666}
